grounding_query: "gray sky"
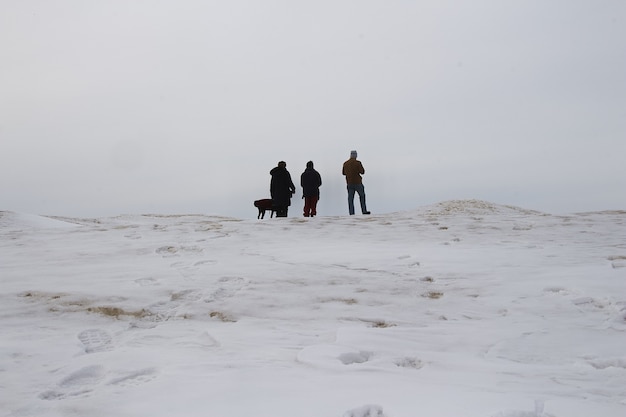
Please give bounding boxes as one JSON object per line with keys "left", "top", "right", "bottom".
{"left": 2, "top": 0, "right": 625, "bottom": 219}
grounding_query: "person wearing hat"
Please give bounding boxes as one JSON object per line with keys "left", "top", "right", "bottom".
{"left": 342, "top": 150, "right": 371, "bottom": 215}
{"left": 300, "top": 161, "right": 322, "bottom": 217}
{"left": 270, "top": 161, "right": 296, "bottom": 217}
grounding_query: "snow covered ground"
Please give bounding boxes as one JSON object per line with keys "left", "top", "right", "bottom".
{"left": 1, "top": 200, "right": 625, "bottom": 417}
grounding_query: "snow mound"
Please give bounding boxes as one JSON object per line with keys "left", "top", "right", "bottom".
{"left": 422, "top": 199, "right": 547, "bottom": 216}
{"left": 0, "top": 211, "right": 81, "bottom": 230}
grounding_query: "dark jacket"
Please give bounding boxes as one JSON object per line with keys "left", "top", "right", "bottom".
{"left": 270, "top": 166, "right": 296, "bottom": 207}
{"left": 301, "top": 166, "right": 322, "bottom": 198}
{"left": 342, "top": 157, "right": 365, "bottom": 184}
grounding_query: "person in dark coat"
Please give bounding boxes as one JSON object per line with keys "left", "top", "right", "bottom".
{"left": 300, "top": 161, "right": 322, "bottom": 217}
{"left": 270, "top": 161, "right": 296, "bottom": 217}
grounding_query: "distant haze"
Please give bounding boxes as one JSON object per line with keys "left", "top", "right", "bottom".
{"left": 2, "top": 1, "right": 625, "bottom": 218}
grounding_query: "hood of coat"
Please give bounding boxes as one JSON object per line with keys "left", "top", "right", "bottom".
{"left": 270, "top": 166, "right": 287, "bottom": 175}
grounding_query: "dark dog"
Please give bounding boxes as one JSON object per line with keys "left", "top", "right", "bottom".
{"left": 254, "top": 199, "right": 276, "bottom": 219}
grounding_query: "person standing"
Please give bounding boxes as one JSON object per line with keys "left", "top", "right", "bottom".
{"left": 300, "top": 161, "right": 322, "bottom": 217}
{"left": 342, "top": 150, "right": 370, "bottom": 215}
{"left": 270, "top": 161, "right": 296, "bottom": 217}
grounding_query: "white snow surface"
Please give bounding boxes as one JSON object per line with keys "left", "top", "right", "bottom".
{"left": 1, "top": 200, "right": 625, "bottom": 417}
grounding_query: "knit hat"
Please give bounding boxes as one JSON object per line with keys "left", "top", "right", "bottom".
{"left": 350, "top": 150, "right": 357, "bottom": 158}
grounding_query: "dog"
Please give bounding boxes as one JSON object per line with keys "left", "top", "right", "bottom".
{"left": 254, "top": 199, "right": 276, "bottom": 219}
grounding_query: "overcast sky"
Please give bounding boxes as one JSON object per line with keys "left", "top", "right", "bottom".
{"left": 2, "top": 0, "right": 625, "bottom": 219}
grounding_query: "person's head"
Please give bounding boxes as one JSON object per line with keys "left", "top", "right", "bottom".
{"left": 306, "top": 161, "right": 314, "bottom": 169}
{"left": 350, "top": 150, "right": 358, "bottom": 159}
{"left": 278, "top": 161, "right": 286, "bottom": 168}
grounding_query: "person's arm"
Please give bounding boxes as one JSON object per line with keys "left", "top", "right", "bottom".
{"left": 288, "top": 173, "right": 296, "bottom": 193}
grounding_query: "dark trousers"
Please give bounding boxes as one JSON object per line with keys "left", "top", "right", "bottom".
{"left": 303, "top": 196, "right": 319, "bottom": 217}
{"left": 347, "top": 184, "right": 367, "bottom": 215}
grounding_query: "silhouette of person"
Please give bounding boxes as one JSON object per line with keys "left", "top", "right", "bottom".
{"left": 270, "top": 161, "right": 296, "bottom": 217}
{"left": 300, "top": 161, "right": 322, "bottom": 217}
{"left": 342, "top": 150, "right": 370, "bottom": 215}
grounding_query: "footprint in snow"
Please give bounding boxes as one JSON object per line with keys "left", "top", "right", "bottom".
{"left": 572, "top": 296, "right": 607, "bottom": 310}
{"left": 608, "top": 255, "right": 626, "bottom": 269}
{"left": 543, "top": 286, "right": 569, "bottom": 295}
{"left": 171, "top": 259, "right": 218, "bottom": 278}
{"left": 78, "top": 329, "right": 113, "bottom": 353}
{"left": 107, "top": 367, "right": 158, "bottom": 387}
{"left": 123, "top": 231, "right": 142, "bottom": 240}
{"left": 156, "top": 246, "right": 179, "bottom": 257}
{"left": 59, "top": 365, "right": 106, "bottom": 387}
{"left": 587, "top": 357, "right": 626, "bottom": 370}
{"left": 343, "top": 404, "right": 386, "bottom": 417}
{"left": 40, "top": 366, "right": 158, "bottom": 400}
{"left": 338, "top": 351, "right": 372, "bottom": 365}
{"left": 297, "top": 345, "right": 359, "bottom": 369}
{"left": 156, "top": 245, "right": 203, "bottom": 257}
{"left": 134, "top": 276, "right": 159, "bottom": 286}
{"left": 39, "top": 365, "right": 106, "bottom": 400}
{"left": 194, "top": 259, "right": 218, "bottom": 266}
{"left": 394, "top": 357, "right": 423, "bottom": 369}
{"left": 204, "top": 276, "right": 248, "bottom": 303}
